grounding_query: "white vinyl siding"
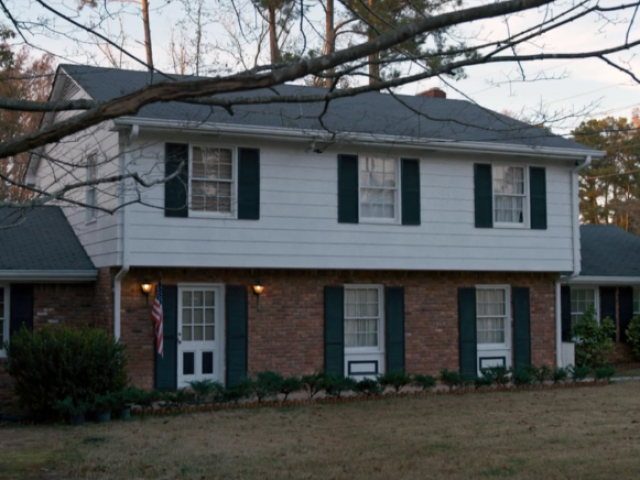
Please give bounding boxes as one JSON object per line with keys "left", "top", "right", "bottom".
{"left": 344, "top": 286, "right": 382, "bottom": 349}
{"left": 476, "top": 287, "right": 509, "bottom": 344}
{"left": 360, "top": 157, "right": 399, "bottom": 222}
{"left": 123, "top": 138, "right": 575, "bottom": 272}
{"left": 493, "top": 165, "right": 527, "bottom": 226}
{"left": 190, "top": 146, "right": 234, "bottom": 215}
{"left": 571, "top": 288, "right": 597, "bottom": 324}
{"left": 86, "top": 152, "right": 98, "bottom": 221}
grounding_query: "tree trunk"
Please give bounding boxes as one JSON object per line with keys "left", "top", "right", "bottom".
{"left": 368, "top": 0, "right": 380, "bottom": 84}
{"left": 141, "top": 0, "right": 154, "bottom": 70}
{"left": 268, "top": 5, "right": 280, "bottom": 65}
{"left": 325, "top": 0, "right": 335, "bottom": 88}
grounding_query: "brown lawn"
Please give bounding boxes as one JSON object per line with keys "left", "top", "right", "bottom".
{"left": 2, "top": 381, "right": 640, "bottom": 480}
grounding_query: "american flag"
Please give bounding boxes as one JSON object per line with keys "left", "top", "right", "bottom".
{"left": 151, "top": 278, "right": 164, "bottom": 357}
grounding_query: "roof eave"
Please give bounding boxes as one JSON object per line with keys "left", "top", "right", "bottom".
{"left": 0, "top": 269, "right": 98, "bottom": 283}
{"left": 564, "top": 275, "right": 640, "bottom": 285}
{"left": 114, "top": 117, "right": 604, "bottom": 160}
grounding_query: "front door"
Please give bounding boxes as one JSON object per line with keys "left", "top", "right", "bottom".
{"left": 177, "top": 285, "right": 224, "bottom": 388}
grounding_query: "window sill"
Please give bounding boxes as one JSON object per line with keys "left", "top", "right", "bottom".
{"left": 345, "top": 347, "right": 383, "bottom": 354}
{"left": 493, "top": 222, "right": 527, "bottom": 229}
{"left": 477, "top": 343, "right": 509, "bottom": 350}
{"left": 359, "top": 218, "right": 401, "bottom": 226}
{"left": 189, "top": 211, "right": 237, "bottom": 220}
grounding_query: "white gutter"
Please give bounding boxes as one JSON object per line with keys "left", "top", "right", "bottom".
{"left": 566, "top": 276, "right": 640, "bottom": 286}
{"left": 555, "top": 280, "right": 562, "bottom": 367}
{"left": 113, "top": 117, "right": 606, "bottom": 161}
{"left": 0, "top": 270, "right": 98, "bottom": 282}
{"left": 113, "top": 126, "right": 138, "bottom": 341}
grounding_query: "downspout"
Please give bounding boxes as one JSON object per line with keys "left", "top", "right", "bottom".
{"left": 113, "top": 125, "right": 139, "bottom": 340}
{"left": 556, "top": 154, "right": 593, "bottom": 366}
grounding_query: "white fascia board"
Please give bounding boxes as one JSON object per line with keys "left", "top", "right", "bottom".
{"left": 0, "top": 270, "right": 98, "bottom": 282}
{"left": 564, "top": 276, "right": 640, "bottom": 286}
{"left": 114, "top": 117, "right": 605, "bottom": 161}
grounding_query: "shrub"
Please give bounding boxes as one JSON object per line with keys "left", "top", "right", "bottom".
{"left": 92, "top": 392, "right": 118, "bottom": 413}
{"left": 552, "top": 367, "right": 569, "bottom": 384}
{"left": 626, "top": 315, "right": 640, "bottom": 360}
{"left": 511, "top": 368, "right": 532, "bottom": 386}
{"left": 249, "top": 371, "right": 284, "bottom": 402}
{"left": 412, "top": 374, "right": 437, "bottom": 391}
{"left": 439, "top": 369, "right": 465, "bottom": 391}
{"left": 355, "top": 378, "right": 382, "bottom": 396}
{"left": 528, "top": 365, "right": 552, "bottom": 385}
{"left": 594, "top": 365, "right": 616, "bottom": 380}
{"left": 187, "top": 379, "right": 223, "bottom": 404}
{"left": 3, "top": 326, "right": 128, "bottom": 420}
{"left": 571, "top": 307, "right": 615, "bottom": 368}
{"left": 301, "top": 372, "right": 324, "bottom": 399}
{"left": 474, "top": 375, "right": 493, "bottom": 389}
{"left": 280, "top": 376, "right": 304, "bottom": 401}
{"left": 481, "top": 366, "right": 510, "bottom": 386}
{"left": 320, "top": 373, "right": 357, "bottom": 398}
{"left": 567, "top": 364, "right": 590, "bottom": 381}
{"left": 377, "top": 370, "right": 412, "bottom": 393}
{"left": 224, "top": 379, "right": 252, "bottom": 404}
{"left": 54, "top": 396, "right": 88, "bottom": 417}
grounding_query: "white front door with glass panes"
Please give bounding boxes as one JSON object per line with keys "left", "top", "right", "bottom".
{"left": 177, "top": 285, "right": 225, "bottom": 388}
{"left": 476, "top": 286, "right": 511, "bottom": 374}
{"left": 344, "top": 285, "right": 385, "bottom": 379}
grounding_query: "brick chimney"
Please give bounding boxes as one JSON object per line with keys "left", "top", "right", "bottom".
{"left": 417, "top": 87, "right": 446, "bottom": 99}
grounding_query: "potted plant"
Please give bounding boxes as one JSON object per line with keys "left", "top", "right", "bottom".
{"left": 92, "top": 392, "right": 116, "bottom": 423}
{"left": 54, "top": 396, "right": 88, "bottom": 426}
{"left": 114, "top": 387, "right": 138, "bottom": 420}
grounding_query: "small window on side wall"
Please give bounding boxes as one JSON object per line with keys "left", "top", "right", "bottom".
{"left": 86, "top": 153, "right": 98, "bottom": 222}
{"left": 570, "top": 288, "right": 597, "bottom": 325}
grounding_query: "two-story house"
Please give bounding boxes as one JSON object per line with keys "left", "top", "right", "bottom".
{"left": 22, "top": 65, "right": 605, "bottom": 391}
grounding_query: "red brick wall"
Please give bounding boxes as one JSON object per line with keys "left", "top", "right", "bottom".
{"left": 119, "top": 269, "right": 559, "bottom": 390}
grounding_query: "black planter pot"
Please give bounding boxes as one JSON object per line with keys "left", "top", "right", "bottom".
{"left": 117, "top": 407, "right": 131, "bottom": 420}
{"left": 95, "top": 411, "right": 111, "bottom": 423}
{"left": 70, "top": 413, "right": 85, "bottom": 426}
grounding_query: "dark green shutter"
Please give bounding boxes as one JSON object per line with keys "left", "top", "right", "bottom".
{"left": 619, "top": 287, "right": 634, "bottom": 342}
{"left": 513, "top": 287, "right": 531, "bottom": 370}
{"left": 165, "top": 143, "right": 189, "bottom": 218}
{"left": 474, "top": 164, "right": 493, "bottom": 228}
{"left": 529, "top": 167, "right": 547, "bottom": 230}
{"left": 385, "top": 286, "right": 405, "bottom": 371}
{"left": 561, "top": 286, "right": 571, "bottom": 342}
{"left": 600, "top": 287, "right": 617, "bottom": 341}
{"left": 155, "top": 285, "right": 177, "bottom": 391}
{"left": 324, "top": 286, "right": 344, "bottom": 376}
{"left": 338, "top": 155, "right": 359, "bottom": 224}
{"left": 226, "top": 285, "right": 248, "bottom": 387}
{"left": 238, "top": 148, "right": 260, "bottom": 220}
{"left": 458, "top": 287, "right": 477, "bottom": 377}
{"left": 9, "top": 284, "right": 33, "bottom": 335}
{"left": 401, "top": 159, "right": 420, "bottom": 225}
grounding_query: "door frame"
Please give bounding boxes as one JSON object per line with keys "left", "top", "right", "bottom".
{"left": 177, "top": 283, "right": 226, "bottom": 387}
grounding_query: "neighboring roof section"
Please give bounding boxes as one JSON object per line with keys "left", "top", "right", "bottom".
{"left": 580, "top": 225, "right": 640, "bottom": 277}
{"left": 60, "top": 64, "right": 597, "bottom": 153}
{"left": 0, "top": 207, "right": 97, "bottom": 279}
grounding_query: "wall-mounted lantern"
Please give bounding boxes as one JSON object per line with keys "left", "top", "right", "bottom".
{"left": 141, "top": 280, "right": 153, "bottom": 305}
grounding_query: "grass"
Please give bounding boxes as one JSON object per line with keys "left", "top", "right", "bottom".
{"left": 3, "top": 381, "right": 640, "bottom": 479}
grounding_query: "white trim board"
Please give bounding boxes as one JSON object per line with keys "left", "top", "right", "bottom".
{"left": 0, "top": 270, "right": 98, "bottom": 282}
{"left": 565, "top": 276, "right": 640, "bottom": 286}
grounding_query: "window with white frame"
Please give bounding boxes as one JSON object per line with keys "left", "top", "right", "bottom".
{"left": 634, "top": 287, "right": 640, "bottom": 315}
{"left": 0, "top": 286, "right": 7, "bottom": 356}
{"left": 360, "top": 157, "right": 398, "bottom": 221}
{"left": 191, "top": 146, "right": 234, "bottom": 214}
{"left": 86, "top": 153, "right": 98, "bottom": 221}
{"left": 476, "top": 287, "right": 508, "bottom": 344}
{"left": 570, "top": 288, "right": 597, "bottom": 324}
{"left": 344, "top": 286, "right": 381, "bottom": 348}
{"left": 493, "top": 165, "right": 526, "bottom": 225}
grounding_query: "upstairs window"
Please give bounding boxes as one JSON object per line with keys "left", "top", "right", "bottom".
{"left": 86, "top": 152, "right": 98, "bottom": 221}
{"left": 359, "top": 157, "right": 398, "bottom": 221}
{"left": 191, "top": 146, "right": 234, "bottom": 214}
{"left": 493, "top": 165, "right": 526, "bottom": 225}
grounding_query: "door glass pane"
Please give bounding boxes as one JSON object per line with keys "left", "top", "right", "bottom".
{"left": 194, "top": 326, "right": 204, "bottom": 341}
{"left": 183, "top": 352, "right": 195, "bottom": 375}
{"left": 205, "top": 326, "right": 214, "bottom": 340}
{"left": 183, "top": 291, "right": 192, "bottom": 306}
{"left": 202, "top": 352, "right": 214, "bottom": 374}
{"left": 205, "top": 291, "right": 215, "bottom": 307}
{"left": 183, "top": 309, "right": 192, "bottom": 324}
{"left": 193, "top": 291, "right": 203, "bottom": 306}
{"left": 205, "top": 309, "right": 214, "bottom": 324}
{"left": 182, "top": 326, "right": 192, "bottom": 341}
{"left": 193, "top": 309, "right": 203, "bottom": 324}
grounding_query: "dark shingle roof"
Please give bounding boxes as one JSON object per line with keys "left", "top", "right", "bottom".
{"left": 0, "top": 207, "right": 95, "bottom": 271}
{"left": 580, "top": 225, "right": 640, "bottom": 277}
{"left": 61, "top": 65, "right": 595, "bottom": 152}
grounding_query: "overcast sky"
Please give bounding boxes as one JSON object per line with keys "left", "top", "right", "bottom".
{"left": 3, "top": 0, "right": 639, "bottom": 137}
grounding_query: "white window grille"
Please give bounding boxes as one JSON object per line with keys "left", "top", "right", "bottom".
{"left": 493, "top": 165, "right": 526, "bottom": 225}
{"left": 191, "top": 146, "right": 234, "bottom": 213}
{"left": 476, "top": 288, "right": 508, "bottom": 344}
{"left": 360, "top": 157, "right": 398, "bottom": 221}
{"left": 344, "top": 287, "right": 381, "bottom": 348}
